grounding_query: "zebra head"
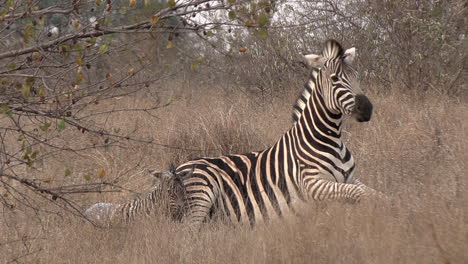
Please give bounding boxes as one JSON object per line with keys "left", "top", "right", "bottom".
{"left": 303, "top": 40, "right": 373, "bottom": 122}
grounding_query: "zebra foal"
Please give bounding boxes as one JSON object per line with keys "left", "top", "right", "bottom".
{"left": 85, "top": 39, "right": 382, "bottom": 228}
{"left": 84, "top": 166, "right": 187, "bottom": 226}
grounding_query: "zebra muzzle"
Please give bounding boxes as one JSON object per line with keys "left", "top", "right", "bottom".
{"left": 352, "top": 94, "right": 373, "bottom": 122}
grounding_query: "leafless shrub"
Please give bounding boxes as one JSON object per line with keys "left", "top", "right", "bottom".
{"left": 0, "top": 0, "right": 277, "bottom": 218}
{"left": 199, "top": 0, "right": 466, "bottom": 98}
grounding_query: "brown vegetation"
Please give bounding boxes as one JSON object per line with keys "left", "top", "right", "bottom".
{"left": 1, "top": 81, "right": 466, "bottom": 263}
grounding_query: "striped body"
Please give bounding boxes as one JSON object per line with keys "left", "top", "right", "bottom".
{"left": 176, "top": 64, "right": 362, "bottom": 226}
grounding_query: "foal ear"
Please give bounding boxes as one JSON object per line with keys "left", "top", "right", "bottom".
{"left": 303, "top": 53, "right": 326, "bottom": 68}
{"left": 343, "top": 47, "right": 356, "bottom": 64}
{"left": 149, "top": 169, "right": 175, "bottom": 181}
{"left": 148, "top": 169, "right": 162, "bottom": 178}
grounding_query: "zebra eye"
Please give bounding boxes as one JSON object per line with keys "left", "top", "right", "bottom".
{"left": 331, "top": 75, "right": 340, "bottom": 82}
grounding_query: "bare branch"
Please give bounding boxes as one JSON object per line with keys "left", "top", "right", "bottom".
{"left": 4, "top": 7, "right": 74, "bottom": 22}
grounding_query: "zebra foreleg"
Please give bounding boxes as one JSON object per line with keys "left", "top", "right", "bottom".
{"left": 353, "top": 178, "right": 389, "bottom": 201}
{"left": 181, "top": 183, "right": 220, "bottom": 230}
{"left": 181, "top": 191, "right": 218, "bottom": 231}
{"left": 305, "top": 179, "right": 370, "bottom": 202}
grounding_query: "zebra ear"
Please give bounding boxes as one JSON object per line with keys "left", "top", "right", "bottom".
{"left": 148, "top": 169, "right": 162, "bottom": 178}
{"left": 343, "top": 47, "right": 356, "bottom": 64}
{"left": 149, "top": 168, "right": 176, "bottom": 181}
{"left": 303, "top": 54, "right": 326, "bottom": 68}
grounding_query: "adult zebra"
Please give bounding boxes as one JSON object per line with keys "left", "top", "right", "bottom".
{"left": 85, "top": 39, "right": 379, "bottom": 228}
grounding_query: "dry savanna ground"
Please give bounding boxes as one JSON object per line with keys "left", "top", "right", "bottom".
{"left": 1, "top": 80, "right": 467, "bottom": 264}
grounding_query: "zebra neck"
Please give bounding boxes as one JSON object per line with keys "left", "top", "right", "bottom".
{"left": 302, "top": 83, "right": 343, "bottom": 134}
{"left": 289, "top": 86, "right": 345, "bottom": 163}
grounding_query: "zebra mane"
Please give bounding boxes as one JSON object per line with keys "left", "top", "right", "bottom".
{"left": 292, "top": 70, "right": 318, "bottom": 123}
{"left": 323, "top": 39, "right": 344, "bottom": 59}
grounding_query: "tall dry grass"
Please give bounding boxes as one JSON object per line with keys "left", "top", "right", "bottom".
{"left": 0, "top": 81, "right": 466, "bottom": 264}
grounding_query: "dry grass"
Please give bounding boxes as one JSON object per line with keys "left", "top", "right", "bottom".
{"left": 0, "top": 82, "right": 467, "bottom": 264}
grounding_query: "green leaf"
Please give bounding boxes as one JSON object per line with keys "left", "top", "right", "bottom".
{"left": 58, "top": 120, "right": 66, "bottom": 131}
{"left": 74, "top": 44, "right": 83, "bottom": 52}
{"left": 98, "top": 44, "right": 109, "bottom": 54}
{"left": 84, "top": 173, "right": 92, "bottom": 181}
{"left": 72, "top": 20, "right": 80, "bottom": 30}
{"left": 59, "top": 44, "right": 69, "bottom": 53}
{"left": 26, "top": 146, "right": 32, "bottom": 155}
{"left": 258, "top": 13, "right": 269, "bottom": 27}
{"left": 0, "top": 103, "right": 9, "bottom": 114}
{"left": 167, "top": 97, "right": 172, "bottom": 104}
{"left": 64, "top": 168, "right": 72, "bottom": 177}
{"left": 23, "top": 153, "right": 32, "bottom": 166}
{"left": 168, "top": 0, "right": 176, "bottom": 8}
{"left": 0, "top": 9, "right": 8, "bottom": 21}
{"left": 76, "top": 73, "right": 84, "bottom": 83}
{"left": 59, "top": 45, "right": 70, "bottom": 58}
{"left": 39, "top": 122, "right": 51, "bottom": 131}
{"left": 23, "top": 23, "right": 35, "bottom": 42}
{"left": 190, "top": 62, "right": 197, "bottom": 71}
{"left": 31, "top": 151, "right": 39, "bottom": 160}
{"left": 255, "top": 28, "right": 268, "bottom": 39}
{"left": 5, "top": 0, "right": 13, "bottom": 7}
{"left": 227, "top": 0, "right": 236, "bottom": 3}
{"left": 25, "top": 77, "right": 35, "bottom": 84}
{"left": 22, "top": 84, "right": 31, "bottom": 97}
{"left": 86, "top": 37, "right": 97, "bottom": 46}
{"left": 38, "top": 88, "right": 45, "bottom": 97}
{"left": 75, "top": 56, "right": 83, "bottom": 66}
{"left": 6, "top": 62, "right": 16, "bottom": 70}
{"left": 228, "top": 10, "right": 236, "bottom": 20}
